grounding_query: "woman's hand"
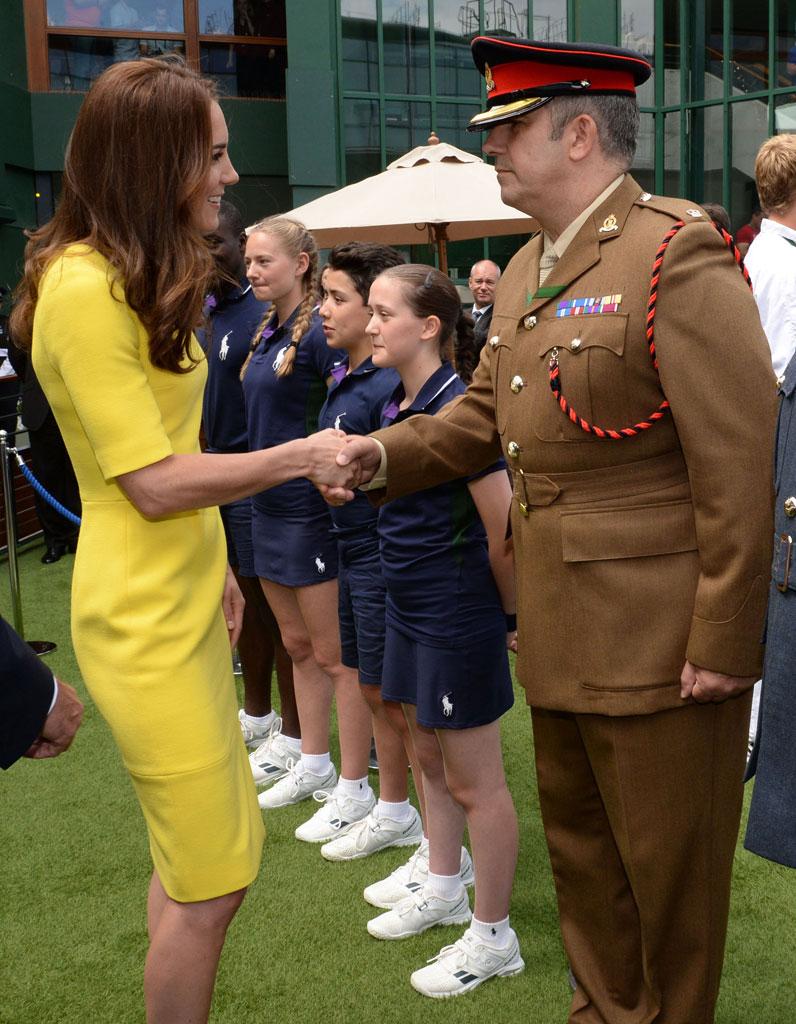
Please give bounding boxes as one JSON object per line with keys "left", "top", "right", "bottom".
{"left": 303, "top": 429, "right": 359, "bottom": 500}
{"left": 507, "top": 631, "right": 518, "bottom": 654}
{"left": 222, "top": 566, "right": 245, "bottom": 648}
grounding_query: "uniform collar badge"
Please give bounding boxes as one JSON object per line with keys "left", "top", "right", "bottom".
{"left": 598, "top": 213, "right": 619, "bottom": 233}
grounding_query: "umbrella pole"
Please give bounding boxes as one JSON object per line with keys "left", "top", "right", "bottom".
{"left": 434, "top": 224, "right": 449, "bottom": 277}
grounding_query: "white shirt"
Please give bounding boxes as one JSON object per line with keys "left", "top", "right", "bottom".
{"left": 471, "top": 304, "right": 492, "bottom": 320}
{"left": 744, "top": 218, "right": 796, "bottom": 378}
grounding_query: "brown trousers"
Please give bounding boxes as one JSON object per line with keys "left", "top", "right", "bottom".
{"left": 532, "top": 693, "right": 752, "bottom": 1024}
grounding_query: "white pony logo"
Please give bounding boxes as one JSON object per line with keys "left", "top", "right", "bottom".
{"left": 315, "top": 555, "right": 326, "bottom": 574}
{"left": 273, "top": 345, "right": 290, "bottom": 372}
{"left": 218, "top": 332, "right": 231, "bottom": 360}
{"left": 441, "top": 694, "right": 454, "bottom": 717}
{"left": 334, "top": 412, "right": 346, "bottom": 431}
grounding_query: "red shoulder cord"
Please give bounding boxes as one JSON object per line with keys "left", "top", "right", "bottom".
{"left": 547, "top": 220, "right": 752, "bottom": 439}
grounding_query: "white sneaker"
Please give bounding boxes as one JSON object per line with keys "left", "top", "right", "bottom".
{"left": 410, "top": 927, "right": 524, "bottom": 998}
{"left": 363, "top": 844, "right": 474, "bottom": 909}
{"left": 238, "top": 709, "right": 275, "bottom": 749}
{"left": 248, "top": 718, "right": 296, "bottom": 786}
{"left": 321, "top": 805, "right": 423, "bottom": 862}
{"left": 294, "top": 785, "right": 376, "bottom": 843}
{"left": 366, "top": 884, "right": 471, "bottom": 940}
{"left": 258, "top": 759, "right": 337, "bottom": 810}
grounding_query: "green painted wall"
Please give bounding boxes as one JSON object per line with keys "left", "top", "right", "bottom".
{"left": 0, "top": 5, "right": 33, "bottom": 291}
{"left": 285, "top": 0, "right": 340, "bottom": 205}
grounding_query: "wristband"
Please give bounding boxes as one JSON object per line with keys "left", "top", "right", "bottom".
{"left": 504, "top": 612, "right": 517, "bottom": 632}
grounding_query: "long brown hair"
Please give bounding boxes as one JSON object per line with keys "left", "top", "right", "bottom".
{"left": 11, "top": 57, "right": 218, "bottom": 374}
{"left": 241, "top": 217, "right": 318, "bottom": 380}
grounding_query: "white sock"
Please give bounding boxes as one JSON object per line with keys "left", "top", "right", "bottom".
{"left": 426, "top": 869, "right": 465, "bottom": 901}
{"left": 283, "top": 735, "right": 301, "bottom": 755}
{"left": 242, "top": 710, "right": 275, "bottom": 727}
{"left": 338, "top": 775, "right": 371, "bottom": 799}
{"left": 469, "top": 914, "right": 512, "bottom": 948}
{"left": 300, "top": 752, "right": 331, "bottom": 776}
{"left": 377, "top": 798, "right": 412, "bottom": 822}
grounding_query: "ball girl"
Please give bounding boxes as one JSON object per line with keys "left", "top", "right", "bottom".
{"left": 241, "top": 217, "right": 373, "bottom": 825}
{"left": 363, "top": 265, "right": 523, "bottom": 999}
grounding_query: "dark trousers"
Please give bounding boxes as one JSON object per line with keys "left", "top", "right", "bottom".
{"left": 532, "top": 692, "right": 751, "bottom": 1024}
{"left": 29, "top": 413, "right": 81, "bottom": 547}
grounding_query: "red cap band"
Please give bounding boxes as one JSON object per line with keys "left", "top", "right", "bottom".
{"left": 488, "top": 60, "right": 638, "bottom": 98}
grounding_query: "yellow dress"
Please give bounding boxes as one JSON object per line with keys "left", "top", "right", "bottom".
{"left": 32, "top": 245, "right": 264, "bottom": 902}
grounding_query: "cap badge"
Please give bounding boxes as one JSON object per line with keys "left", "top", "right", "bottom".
{"left": 686, "top": 208, "right": 703, "bottom": 218}
{"left": 598, "top": 214, "right": 619, "bottom": 233}
{"left": 484, "top": 62, "right": 495, "bottom": 93}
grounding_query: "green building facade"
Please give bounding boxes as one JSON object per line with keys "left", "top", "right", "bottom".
{"left": 2, "top": 0, "right": 796, "bottom": 292}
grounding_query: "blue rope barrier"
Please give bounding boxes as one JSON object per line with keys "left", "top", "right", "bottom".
{"left": 13, "top": 450, "right": 82, "bottom": 527}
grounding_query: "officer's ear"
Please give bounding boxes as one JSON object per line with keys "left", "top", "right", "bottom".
{"left": 567, "top": 114, "right": 599, "bottom": 164}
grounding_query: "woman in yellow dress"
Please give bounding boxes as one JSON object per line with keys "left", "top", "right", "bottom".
{"left": 10, "top": 59, "right": 353, "bottom": 1024}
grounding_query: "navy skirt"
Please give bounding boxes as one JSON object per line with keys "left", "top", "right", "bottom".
{"left": 252, "top": 506, "right": 338, "bottom": 587}
{"left": 381, "top": 625, "right": 513, "bottom": 730}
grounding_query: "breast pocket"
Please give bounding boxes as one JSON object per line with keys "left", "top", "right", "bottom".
{"left": 532, "top": 313, "right": 632, "bottom": 443}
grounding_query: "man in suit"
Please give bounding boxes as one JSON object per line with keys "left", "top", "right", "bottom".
{"left": 469, "top": 258, "right": 501, "bottom": 353}
{"left": 336, "top": 37, "right": 775, "bottom": 1020}
{"left": 1, "top": 613, "right": 83, "bottom": 768}
{"left": 7, "top": 340, "right": 81, "bottom": 563}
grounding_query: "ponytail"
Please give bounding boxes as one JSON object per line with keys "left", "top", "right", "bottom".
{"left": 452, "top": 309, "right": 478, "bottom": 384}
{"left": 276, "top": 244, "right": 319, "bottom": 378}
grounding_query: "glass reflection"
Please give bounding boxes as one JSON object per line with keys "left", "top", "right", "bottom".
{"left": 341, "top": 0, "right": 378, "bottom": 92}
{"left": 198, "top": 1, "right": 286, "bottom": 37}
{"left": 434, "top": 0, "right": 481, "bottom": 96}
{"left": 436, "top": 102, "right": 482, "bottom": 154}
{"left": 200, "top": 42, "right": 285, "bottom": 97}
{"left": 482, "top": 0, "right": 527, "bottom": 37}
{"left": 382, "top": 0, "right": 431, "bottom": 94}
{"left": 48, "top": 34, "right": 185, "bottom": 89}
{"left": 663, "top": 0, "right": 680, "bottom": 105}
{"left": 46, "top": 0, "right": 184, "bottom": 31}
{"left": 730, "top": 0, "right": 769, "bottom": 94}
{"left": 345, "top": 97, "right": 381, "bottom": 184}
{"left": 663, "top": 110, "right": 680, "bottom": 196}
{"left": 631, "top": 110, "right": 655, "bottom": 194}
{"left": 621, "top": 0, "right": 654, "bottom": 106}
{"left": 531, "top": 0, "right": 566, "bottom": 43}
{"left": 776, "top": 2, "right": 796, "bottom": 92}
{"left": 731, "top": 100, "right": 768, "bottom": 229}
{"left": 385, "top": 100, "right": 431, "bottom": 163}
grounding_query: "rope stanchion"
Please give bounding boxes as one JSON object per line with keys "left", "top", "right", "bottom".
{"left": 14, "top": 451, "right": 82, "bottom": 527}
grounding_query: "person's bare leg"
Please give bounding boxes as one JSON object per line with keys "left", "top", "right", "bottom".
{"left": 273, "top": 640, "right": 300, "bottom": 737}
{"left": 261, "top": 579, "right": 331, "bottom": 753}
{"left": 297, "top": 580, "right": 370, "bottom": 779}
{"left": 235, "top": 572, "right": 274, "bottom": 718}
{"left": 147, "top": 870, "right": 169, "bottom": 941}
{"left": 386, "top": 698, "right": 427, "bottom": 827}
{"left": 144, "top": 880, "right": 246, "bottom": 1024}
{"left": 363, "top": 685, "right": 409, "bottom": 803}
{"left": 404, "top": 704, "right": 463, "bottom": 875}
{"left": 437, "top": 722, "right": 518, "bottom": 922}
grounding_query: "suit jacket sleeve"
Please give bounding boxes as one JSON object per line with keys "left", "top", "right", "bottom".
{"left": 653, "top": 220, "right": 776, "bottom": 675}
{"left": 0, "top": 614, "right": 55, "bottom": 769}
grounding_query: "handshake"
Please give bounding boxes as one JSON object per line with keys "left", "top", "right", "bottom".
{"left": 302, "top": 429, "right": 382, "bottom": 504}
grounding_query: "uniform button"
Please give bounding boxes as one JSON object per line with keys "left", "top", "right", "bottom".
{"left": 523, "top": 315, "right": 537, "bottom": 330}
{"left": 510, "top": 375, "right": 525, "bottom": 393}
{"left": 518, "top": 500, "right": 529, "bottom": 517}
{"left": 489, "top": 335, "right": 500, "bottom": 349}
{"left": 507, "top": 441, "right": 521, "bottom": 459}
{"left": 785, "top": 497, "right": 796, "bottom": 518}
{"left": 570, "top": 337, "right": 582, "bottom": 352}
{"left": 777, "top": 375, "right": 786, "bottom": 389}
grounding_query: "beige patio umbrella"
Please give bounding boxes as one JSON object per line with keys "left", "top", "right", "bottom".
{"left": 283, "top": 133, "right": 537, "bottom": 275}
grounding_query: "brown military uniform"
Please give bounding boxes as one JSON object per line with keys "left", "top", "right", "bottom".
{"left": 372, "top": 175, "right": 776, "bottom": 1022}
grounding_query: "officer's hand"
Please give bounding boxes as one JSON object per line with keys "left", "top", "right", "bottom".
{"left": 507, "top": 630, "right": 518, "bottom": 653}
{"left": 336, "top": 435, "right": 382, "bottom": 484}
{"left": 24, "top": 680, "right": 84, "bottom": 759}
{"left": 679, "top": 660, "right": 756, "bottom": 703}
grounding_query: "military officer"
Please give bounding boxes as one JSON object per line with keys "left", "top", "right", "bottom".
{"left": 335, "top": 36, "right": 777, "bottom": 1024}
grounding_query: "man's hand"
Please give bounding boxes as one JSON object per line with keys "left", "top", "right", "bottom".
{"left": 336, "top": 435, "right": 382, "bottom": 482}
{"left": 24, "top": 680, "right": 84, "bottom": 759}
{"left": 222, "top": 567, "right": 245, "bottom": 648}
{"left": 680, "top": 660, "right": 757, "bottom": 703}
{"left": 303, "top": 429, "right": 361, "bottom": 502}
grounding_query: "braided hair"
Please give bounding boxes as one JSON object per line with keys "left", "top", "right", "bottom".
{"left": 240, "top": 216, "right": 318, "bottom": 381}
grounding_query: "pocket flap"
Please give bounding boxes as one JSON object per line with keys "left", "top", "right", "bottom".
{"left": 537, "top": 313, "right": 627, "bottom": 358}
{"left": 561, "top": 500, "right": 697, "bottom": 563}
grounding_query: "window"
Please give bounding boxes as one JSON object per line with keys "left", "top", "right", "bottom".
{"left": 27, "top": 0, "right": 287, "bottom": 97}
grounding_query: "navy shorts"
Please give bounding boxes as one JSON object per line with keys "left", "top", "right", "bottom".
{"left": 220, "top": 497, "right": 255, "bottom": 578}
{"left": 337, "top": 535, "right": 386, "bottom": 686}
{"left": 381, "top": 625, "right": 513, "bottom": 730}
{"left": 252, "top": 506, "right": 338, "bottom": 587}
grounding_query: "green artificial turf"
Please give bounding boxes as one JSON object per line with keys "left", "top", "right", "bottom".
{"left": 1, "top": 545, "right": 794, "bottom": 1023}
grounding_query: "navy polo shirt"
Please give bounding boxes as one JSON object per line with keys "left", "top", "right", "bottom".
{"left": 318, "top": 355, "right": 400, "bottom": 539}
{"left": 197, "top": 281, "right": 268, "bottom": 453}
{"left": 378, "top": 362, "right": 506, "bottom": 646}
{"left": 243, "top": 307, "right": 341, "bottom": 515}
